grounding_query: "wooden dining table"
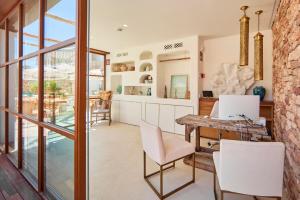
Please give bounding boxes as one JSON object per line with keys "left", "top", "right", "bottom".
{"left": 175, "top": 114, "right": 269, "bottom": 172}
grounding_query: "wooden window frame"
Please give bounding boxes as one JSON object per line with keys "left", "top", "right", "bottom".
{"left": 88, "top": 48, "right": 108, "bottom": 91}
{"left": 0, "top": 0, "right": 88, "bottom": 199}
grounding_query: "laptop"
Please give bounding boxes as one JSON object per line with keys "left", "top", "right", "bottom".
{"left": 218, "top": 95, "right": 260, "bottom": 120}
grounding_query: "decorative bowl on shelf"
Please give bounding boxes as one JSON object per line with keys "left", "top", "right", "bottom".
{"left": 128, "top": 66, "right": 135, "bottom": 71}
{"left": 112, "top": 65, "right": 120, "bottom": 72}
{"left": 120, "top": 64, "right": 128, "bottom": 72}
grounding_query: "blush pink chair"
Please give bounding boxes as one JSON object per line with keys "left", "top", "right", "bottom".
{"left": 213, "top": 139, "right": 285, "bottom": 200}
{"left": 140, "top": 121, "right": 195, "bottom": 200}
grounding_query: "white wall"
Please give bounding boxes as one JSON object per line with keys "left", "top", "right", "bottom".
{"left": 202, "top": 30, "right": 273, "bottom": 100}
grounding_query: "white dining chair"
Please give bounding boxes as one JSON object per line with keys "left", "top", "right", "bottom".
{"left": 213, "top": 139, "right": 285, "bottom": 200}
{"left": 140, "top": 121, "right": 195, "bottom": 200}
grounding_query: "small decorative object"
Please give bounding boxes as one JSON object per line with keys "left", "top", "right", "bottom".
{"left": 210, "top": 63, "right": 255, "bottom": 97}
{"left": 203, "top": 91, "right": 213, "bottom": 97}
{"left": 120, "top": 64, "right": 128, "bottom": 72}
{"left": 199, "top": 51, "right": 203, "bottom": 61}
{"left": 116, "top": 85, "right": 122, "bottom": 94}
{"left": 128, "top": 66, "right": 135, "bottom": 71}
{"left": 128, "top": 86, "right": 135, "bottom": 95}
{"left": 146, "top": 65, "right": 152, "bottom": 71}
{"left": 240, "top": 5, "right": 250, "bottom": 66}
{"left": 253, "top": 86, "right": 266, "bottom": 101}
{"left": 164, "top": 86, "right": 168, "bottom": 98}
{"left": 147, "top": 88, "right": 151, "bottom": 96}
{"left": 184, "top": 90, "right": 190, "bottom": 99}
{"left": 254, "top": 10, "right": 264, "bottom": 81}
{"left": 112, "top": 65, "right": 120, "bottom": 72}
{"left": 170, "top": 75, "right": 188, "bottom": 99}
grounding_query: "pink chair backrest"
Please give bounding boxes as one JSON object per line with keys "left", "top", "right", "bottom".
{"left": 140, "top": 121, "right": 166, "bottom": 164}
{"left": 219, "top": 139, "right": 285, "bottom": 197}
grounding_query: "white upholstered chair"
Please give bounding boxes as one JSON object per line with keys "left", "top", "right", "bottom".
{"left": 213, "top": 140, "right": 285, "bottom": 200}
{"left": 140, "top": 121, "right": 195, "bottom": 200}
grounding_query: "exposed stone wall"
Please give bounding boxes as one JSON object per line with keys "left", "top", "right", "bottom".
{"left": 272, "top": 0, "right": 300, "bottom": 199}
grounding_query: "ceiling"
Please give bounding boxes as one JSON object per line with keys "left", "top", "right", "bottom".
{"left": 0, "top": 0, "right": 20, "bottom": 23}
{"left": 90, "top": 0, "right": 277, "bottom": 52}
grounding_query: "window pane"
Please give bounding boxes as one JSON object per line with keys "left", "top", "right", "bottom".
{"left": 89, "top": 76, "right": 104, "bottom": 95}
{"left": 44, "top": 129, "right": 74, "bottom": 200}
{"left": 0, "top": 112, "right": 4, "bottom": 151}
{"left": 45, "top": 0, "right": 76, "bottom": 47}
{"left": 0, "top": 67, "right": 5, "bottom": 106}
{"left": 89, "top": 53, "right": 104, "bottom": 76}
{"left": 8, "top": 12, "right": 19, "bottom": 61}
{"left": 0, "top": 22, "right": 5, "bottom": 64}
{"left": 23, "top": 57, "right": 38, "bottom": 119}
{"left": 44, "top": 45, "right": 75, "bottom": 131}
{"left": 23, "top": 0, "right": 39, "bottom": 55}
{"left": 8, "top": 114, "right": 18, "bottom": 165}
{"left": 22, "top": 120, "right": 38, "bottom": 184}
{"left": 9, "top": 63, "right": 19, "bottom": 112}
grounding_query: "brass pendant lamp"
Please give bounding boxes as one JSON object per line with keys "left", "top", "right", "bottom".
{"left": 254, "top": 10, "right": 264, "bottom": 80}
{"left": 239, "top": 6, "right": 250, "bottom": 66}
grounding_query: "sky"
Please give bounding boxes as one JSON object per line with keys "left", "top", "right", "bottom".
{"left": 20, "top": 0, "right": 76, "bottom": 72}
{"left": 23, "top": 0, "right": 76, "bottom": 56}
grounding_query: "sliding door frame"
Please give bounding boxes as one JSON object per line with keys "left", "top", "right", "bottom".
{"left": 0, "top": 0, "right": 88, "bottom": 199}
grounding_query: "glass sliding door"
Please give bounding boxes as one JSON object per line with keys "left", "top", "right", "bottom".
{"left": 44, "top": 129, "right": 74, "bottom": 200}
{"left": 0, "top": 0, "right": 87, "bottom": 198}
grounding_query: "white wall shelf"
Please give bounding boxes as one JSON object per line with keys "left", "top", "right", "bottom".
{"left": 108, "top": 36, "right": 200, "bottom": 135}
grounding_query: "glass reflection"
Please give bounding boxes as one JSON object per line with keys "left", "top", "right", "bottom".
{"left": 45, "top": 0, "right": 76, "bottom": 47}
{"left": 8, "top": 12, "right": 19, "bottom": 61}
{"left": 0, "top": 112, "right": 4, "bottom": 151}
{"left": 9, "top": 63, "right": 19, "bottom": 112}
{"left": 22, "top": 120, "right": 38, "bottom": 183}
{"left": 44, "top": 129, "right": 74, "bottom": 200}
{"left": 44, "top": 45, "right": 75, "bottom": 131}
{"left": 23, "top": 0, "right": 39, "bottom": 55}
{"left": 8, "top": 114, "right": 18, "bottom": 165}
{"left": 0, "top": 67, "right": 5, "bottom": 106}
{"left": 23, "top": 57, "right": 38, "bottom": 119}
{"left": 0, "top": 22, "right": 5, "bottom": 64}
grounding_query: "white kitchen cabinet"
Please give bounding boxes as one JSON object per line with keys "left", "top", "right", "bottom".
{"left": 145, "top": 103, "right": 159, "bottom": 126}
{"left": 111, "top": 100, "right": 120, "bottom": 122}
{"left": 174, "top": 106, "right": 194, "bottom": 135}
{"left": 120, "top": 101, "right": 142, "bottom": 126}
{"left": 159, "top": 105, "right": 175, "bottom": 133}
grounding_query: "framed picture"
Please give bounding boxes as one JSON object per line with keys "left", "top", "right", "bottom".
{"left": 170, "top": 75, "right": 189, "bottom": 99}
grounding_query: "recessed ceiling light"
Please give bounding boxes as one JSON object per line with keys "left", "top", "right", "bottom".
{"left": 123, "top": 24, "right": 128, "bottom": 28}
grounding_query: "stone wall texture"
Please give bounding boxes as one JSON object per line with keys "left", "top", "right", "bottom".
{"left": 272, "top": 0, "right": 300, "bottom": 199}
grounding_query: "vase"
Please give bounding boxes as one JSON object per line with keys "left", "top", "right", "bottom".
{"left": 253, "top": 86, "right": 266, "bottom": 101}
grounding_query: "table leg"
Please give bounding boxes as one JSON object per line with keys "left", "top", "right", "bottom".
{"left": 185, "top": 125, "right": 194, "bottom": 143}
{"left": 196, "top": 128, "right": 201, "bottom": 152}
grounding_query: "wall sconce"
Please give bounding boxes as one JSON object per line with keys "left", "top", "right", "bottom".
{"left": 239, "top": 6, "right": 250, "bottom": 66}
{"left": 254, "top": 10, "right": 264, "bottom": 80}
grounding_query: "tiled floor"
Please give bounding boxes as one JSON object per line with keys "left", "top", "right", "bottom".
{"left": 0, "top": 154, "right": 42, "bottom": 200}
{"left": 88, "top": 122, "right": 270, "bottom": 200}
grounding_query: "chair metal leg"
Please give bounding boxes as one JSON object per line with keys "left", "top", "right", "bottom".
{"left": 214, "top": 171, "right": 217, "bottom": 200}
{"left": 144, "top": 152, "right": 195, "bottom": 200}
{"left": 143, "top": 151, "right": 146, "bottom": 178}
{"left": 160, "top": 165, "right": 163, "bottom": 200}
{"left": 192, "top": 153, "right": 195, "bottom": 182}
